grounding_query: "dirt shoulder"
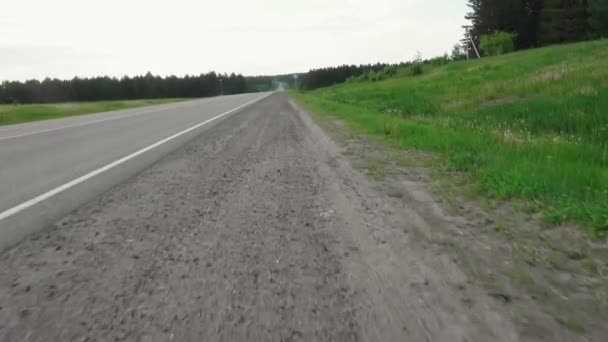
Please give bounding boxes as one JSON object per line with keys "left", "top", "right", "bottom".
{"left": 0, "top": 92, "right": 593, "bottom": 341}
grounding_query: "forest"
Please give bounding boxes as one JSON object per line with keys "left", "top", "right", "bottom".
{"left": 298, "top": 63, "right": 404, "bottom": 90}
{"left": 464, "top": 0, "right": 607, "bottom": 53}
{"left": 0, "top": 72, "right": 275, "bottom": 104}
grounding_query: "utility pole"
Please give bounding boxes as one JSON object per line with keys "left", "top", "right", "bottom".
{"left": 462, "top": 25, "right": 480, "bottom": 60}
{"left": 469, "top": 35, "right": 481, "bottom": 59}
{"left": 465, "top": 29, "right": 481, "bottom": 59}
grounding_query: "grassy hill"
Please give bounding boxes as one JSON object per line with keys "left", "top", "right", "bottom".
{"left": 293, "top": 40, "right": 608, "bottom": 233}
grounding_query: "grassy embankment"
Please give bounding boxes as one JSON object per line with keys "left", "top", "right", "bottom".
{"left": 0, "top": 99, "right": 184, "bottom": 126}
{"left": 293, "top": 40, "right": 608, "bottom": 233}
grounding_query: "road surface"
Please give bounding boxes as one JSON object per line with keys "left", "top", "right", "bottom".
{"left": 0, "top": 93, "right": 524, "bottom": 341}
{"left": 0, "top": 93, "right": 270, "bottom": 251}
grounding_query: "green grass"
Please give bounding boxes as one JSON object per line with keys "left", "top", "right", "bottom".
{"left": 293, "top": 40, "right": 608, "bottom": 233}
{"left": 0, "top": 99, "right": 185, "bottom": 126}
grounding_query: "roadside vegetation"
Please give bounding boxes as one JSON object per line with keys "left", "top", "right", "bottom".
{"left": 0, "top": 99, "right": 183, "bottom": 126}
{"left": 293, "top": 40, "right": 608, "bottom": 233}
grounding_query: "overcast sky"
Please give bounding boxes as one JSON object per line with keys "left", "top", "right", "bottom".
{"left": 1, "top": 0, "right": 468, "bottom": 81}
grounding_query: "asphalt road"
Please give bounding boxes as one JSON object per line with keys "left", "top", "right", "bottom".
{"left": 0, "top": 93, "right": 271, "bottom": 250}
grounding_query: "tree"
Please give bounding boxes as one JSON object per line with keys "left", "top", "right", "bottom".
{"left": 519, "top": 0, "right": 544, "bottom": 48}
{"left": 539, "top": 0, "right": 589, "bottom": 45}
{"left": 588, "top": 0, "right": 608, "bottom": 38}
{"left": 466, "top": 0, "right": 543, "bottom": 50}
{"left": 479, "top": 31, "right": 517, "bottom": 56}
{"left": 451, "top": 43, "right": 467, "bottom": 60}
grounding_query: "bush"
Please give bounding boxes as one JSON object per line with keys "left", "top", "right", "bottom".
{"left": 364, "top": 67, "right": 399, "bottom": 82}
{"left": 378, "top": 66, "right": 397, "bottom": 80}
{"left": 480, "top": 31, "right": 516, "bottom": 56}
{"left": 430, "top": 54, "right": 450, "bottom": 66}
{"left": 344, "top": 66, "right": 399, "bottom": 84}
{"left": 368, "top": 71, "right": 380, "bottom": 82}
{"left": 410, "top": 63, "right": 423, "bottom": 76}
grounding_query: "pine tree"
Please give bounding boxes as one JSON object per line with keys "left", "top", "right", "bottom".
{"left": 588, "top": 0, "right": 608, "bottom": 38}
{"left": 519, "top": 0, "right": 544, "bottom": 48}
{"left": 465, "top": 0, "right": 543, "bottom": 51}
{"left": 540, "top": 0, "right": 589, "bottom": 45}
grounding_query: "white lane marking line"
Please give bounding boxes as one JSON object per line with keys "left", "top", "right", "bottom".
{"left": 0, "top": 92, "right": 272, "bottom": 222}
{"left": 0, "top": 101, "right": 203, "bottom": 141}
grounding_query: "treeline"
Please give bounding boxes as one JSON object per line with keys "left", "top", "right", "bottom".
{"left": 0, "top": 72, "right": 275, "bottom": 104}
{"left": 465, "top": 0, "right": 608, "bottom": 52}
{"left": 299, "top": 63, "right": 404, "bottom": 90}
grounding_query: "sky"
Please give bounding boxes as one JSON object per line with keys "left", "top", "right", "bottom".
{"left": 0, "top": 0, "right": 469, "bottom": 81}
